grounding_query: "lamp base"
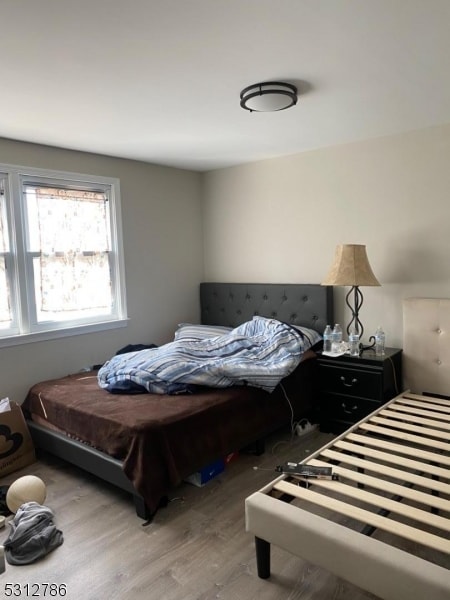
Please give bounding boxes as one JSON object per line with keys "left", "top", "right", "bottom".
{"left": 359, "top": 336, "right": 376, "bottom": 355}
{"left": 345, "top": 286, "right": 365, "bottom": 338}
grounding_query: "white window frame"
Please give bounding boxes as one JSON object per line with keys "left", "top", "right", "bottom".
{"left": 0, "top": 163, "right": 128, "bottom": 348}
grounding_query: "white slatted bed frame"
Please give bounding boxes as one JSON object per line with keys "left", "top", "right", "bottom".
{"left": 245, "top": 298, "right": 450, "bottom": 600}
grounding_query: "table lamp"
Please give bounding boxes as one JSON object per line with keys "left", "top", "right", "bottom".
{"left": 322, "top": 244, "right": 380, "bottom": 338}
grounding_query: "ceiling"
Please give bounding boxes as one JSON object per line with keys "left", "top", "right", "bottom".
{"left": 2, "top": 0, "right": 449, "bottom": 171}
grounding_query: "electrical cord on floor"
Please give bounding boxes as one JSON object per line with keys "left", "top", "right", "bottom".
{"left": 266, "top": 383, "right": 296, "bottom": 454}
{"left": 279, "top": 382, "right": 296, "bottom": 438}
{"left": 267, "top": 383, "right": 318, "bottom": 455}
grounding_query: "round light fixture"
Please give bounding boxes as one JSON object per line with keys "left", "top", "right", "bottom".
{"left": 240, "top": 81, "right": 298, "bottom": 112}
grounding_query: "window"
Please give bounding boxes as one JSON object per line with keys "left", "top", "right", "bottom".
{"left": 0, "top": 164, "right": 127, "bottom": 346}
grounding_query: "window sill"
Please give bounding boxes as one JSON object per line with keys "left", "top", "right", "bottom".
{"left": 0, "top": 318, "right": 129, "bottom": 348}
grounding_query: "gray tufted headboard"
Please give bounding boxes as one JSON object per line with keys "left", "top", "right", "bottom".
{"left": 200, "top": 283, "right": 333, "bottom": 333}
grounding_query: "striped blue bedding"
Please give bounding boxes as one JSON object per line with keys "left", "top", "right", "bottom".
{"left": 98, "top": 317, "right": 319, "bottom": 395}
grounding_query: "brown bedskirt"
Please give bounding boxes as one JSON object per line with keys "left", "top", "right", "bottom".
{"left": 22, "top": 357, "right": 317, "bottom": 513}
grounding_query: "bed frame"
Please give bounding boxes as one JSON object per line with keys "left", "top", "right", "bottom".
{"left": 245, "top": 296, "right": 450, "bottom": 599}
{"left": 246, "top": 390, "right": 449, "bottom": 599}
{"left": 26, "top": 282, "right": 333, "bottom": 520}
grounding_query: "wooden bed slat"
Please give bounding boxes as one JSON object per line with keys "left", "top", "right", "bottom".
{"left": 387, "top": 403, "right": 450, "bottom": 422}
{"left": 370, "top": 415, "right": 450, "bottom": 440}
{"left": 402, "top": 393, "right": 450, "bottom": 408}
{"left": 272, "top": 480, "right": 450, "bottom": 554}
{"left": 289, "top": 475, "right": 450, "bottom": 532}
{"left": 333, "top": 440, "right": 450, "bottom": 480}
{"left": 397, "top": 396, "right": 450, "bottom": 414}
{"left": 308, "top": 458, "right": 450, "bottom": 513}
{"left": 359, "top": 422, "right": 450, "bottom": 451}
{"left": 346, "top": 432, "right": 450, "bottom": 466}
{"left": 319, "top": 448, "right": 450, "bottom": 495}
{"left": 379, "top": 408, "right": 450, "bottom": 431}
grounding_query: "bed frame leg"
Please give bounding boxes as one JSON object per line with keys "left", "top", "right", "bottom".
{"left": 133, "top": 494, "right": 170, "bottom": 523}
{"left": 133, "top": 494, "right": 151, "bottom": 520}
{"left": 242, "top": 438, "right": 266, "bottom": 456}
{"left": 255, "top": 536, "right": 271, "bottom": 579}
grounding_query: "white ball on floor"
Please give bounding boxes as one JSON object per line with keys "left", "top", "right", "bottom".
{"left": 6, "top": 475, "right": 47, "bottom": 513}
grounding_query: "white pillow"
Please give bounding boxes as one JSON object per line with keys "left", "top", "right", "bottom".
{"left": 174, "top": 323, "right": 233, "bottom": 342}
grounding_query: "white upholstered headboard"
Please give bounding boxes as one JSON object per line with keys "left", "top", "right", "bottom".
{"left": 403, "top": 298, "right": 450, "bottom": 396}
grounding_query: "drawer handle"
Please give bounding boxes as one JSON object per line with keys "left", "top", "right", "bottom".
{"left": 341, "top": 402, "right": 358, "bottom": 414}
{"left": 340, "top": 376, "right": 358, "bottom": 387}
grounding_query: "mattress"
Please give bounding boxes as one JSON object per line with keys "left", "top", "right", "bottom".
{"left": 23, "top": 357, "right": 318, "bottom": 514}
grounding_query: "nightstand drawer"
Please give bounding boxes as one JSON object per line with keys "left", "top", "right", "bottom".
{"left": 319, "top": 364, "right": 381, "bottom": 401}
{"left": 321, "top": 393, "right": 379, "bottom": 423}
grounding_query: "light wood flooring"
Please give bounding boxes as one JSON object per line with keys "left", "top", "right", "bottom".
{"left": 0, "top": 428, "right": 401, "bottom": 600}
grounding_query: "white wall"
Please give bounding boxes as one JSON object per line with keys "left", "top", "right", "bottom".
{"left": 3, "top": 123, "right": 450, "bottom": 401}
{"left": 0, "top": 138, "right": 203, "bottom": 402}
{"left": 202, "top": 124, "right": 450, "bottom": 349}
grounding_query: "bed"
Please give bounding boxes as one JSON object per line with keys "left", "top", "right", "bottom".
{"left": 22, "top": 282, "right": 333, "bottom": 521}
{"left": 245, "top": 297, "right": 449, "bottom": 599}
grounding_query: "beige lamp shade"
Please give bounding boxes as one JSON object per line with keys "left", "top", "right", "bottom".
{"left": 322, "top": 244, "right": 380, "bottom": 287}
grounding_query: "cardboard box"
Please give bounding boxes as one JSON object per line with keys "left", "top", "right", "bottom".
{"left": 185, "top": 459, "right": 225, "bottom": 487}
{"left": 0, "top": 402, "right": 36, "bottom": 477}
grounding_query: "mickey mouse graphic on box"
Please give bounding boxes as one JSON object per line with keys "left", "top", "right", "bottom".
{"left": 0, "top": 398, "right": 36, "bottom": 477}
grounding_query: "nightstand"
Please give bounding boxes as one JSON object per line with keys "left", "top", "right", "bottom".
{"left": 317, "top": 347, "right": 402, "bottom": 434}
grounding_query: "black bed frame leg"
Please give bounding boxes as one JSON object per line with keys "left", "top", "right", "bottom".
{"left": 253, "top": 438, "right": 265, "bottom": 456}
{"left": 133, "top": 494, "right": 152, "bottom": 520}
{"left": 243, "top": 438, "right": 266, "bottom": 456}
{"left": 255, "top": 536, "right": 271, "bottom": 579}
{"left": 133, "top": 494, "right": 170, "bottom": 523}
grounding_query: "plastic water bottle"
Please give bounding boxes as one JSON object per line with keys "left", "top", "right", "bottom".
{"left": 375, "top": 326, "right": 385, "bottom": 356}
{"left": 332, "top": 324, "right": 343, "bottom": 352}
{"left": 323, "top": 325, "right": 332, "bottom": 353}
{"left": 332, "top": 324, "right": 342, "bottom": 343}
{"left": 348, "top": 328, "right": 360, "bottom": 356}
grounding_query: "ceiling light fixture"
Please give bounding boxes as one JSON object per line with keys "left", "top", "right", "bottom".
{"left": 240, "top": 81, "right": 298, "bottom": 112}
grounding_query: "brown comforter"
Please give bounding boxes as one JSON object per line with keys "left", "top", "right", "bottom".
{"left": 22, "top": 357, "right": 317, "bottom": 513}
